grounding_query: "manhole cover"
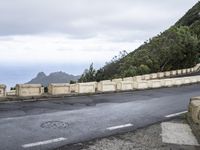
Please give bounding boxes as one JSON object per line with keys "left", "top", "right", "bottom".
{"left": 41, "top": 121, "right": 69, "bottom": 129}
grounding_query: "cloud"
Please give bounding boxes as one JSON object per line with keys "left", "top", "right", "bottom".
{"left": 0, "top": 0, "right": 198, "bottom": 68}
{"left": 0, "top": 0, "right": 197, "bottom": 37}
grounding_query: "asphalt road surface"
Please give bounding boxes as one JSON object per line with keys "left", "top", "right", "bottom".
{"left": 0, "top": 84, "right": 200, "bottom": 150}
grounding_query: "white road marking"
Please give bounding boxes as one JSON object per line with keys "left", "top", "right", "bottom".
{"left": 107, "top": 123, "right": 133, "bottom": 130}
{"left": 165, "top": 111, "right": 188, "bottom": 118}
{"left": 22, "top": 137, "right": 67, "bottom": 148}
{"left": 161, "top": 122, "right": 199, "bottom": 146}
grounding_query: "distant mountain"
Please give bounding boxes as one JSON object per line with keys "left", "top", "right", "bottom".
{"left": 27, "top": 71, "right": 80, "bottom": 86}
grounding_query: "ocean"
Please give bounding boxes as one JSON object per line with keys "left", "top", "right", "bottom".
{"left": 0, "top": 63, "right": 101, "bottom": 90}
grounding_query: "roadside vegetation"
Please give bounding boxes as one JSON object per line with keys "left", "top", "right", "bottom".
{"left": 79, "top": 2, "right": 200, "bottom": 83}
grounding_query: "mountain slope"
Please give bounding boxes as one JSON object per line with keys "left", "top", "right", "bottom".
{"left": 27, "top": 71, "right": 80, "bottom": 86}
{"left": 92, "top": 2, "right": 200, "bottom": 81}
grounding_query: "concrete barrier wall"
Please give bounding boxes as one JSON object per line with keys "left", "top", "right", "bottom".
{"left": 16, "top": 84, "right": 43, "bottom": 97}
{"left": 174, "top": 78, "right": 184, "bottom": 86}
{"left": 164, "top": 71, "right": 171, "bottom": 77}
{"left": 193, "top": 64, "right": 200, "bottom": 72}
{"left": 150, "top": 73, "right": 158, "bottom": 79}
{"left": 186, "top": 68, "right": 191, "bottom": 74}
{"left": 6, "top": 90, "right": 16, "bottom": 96}
{"left": 97, "top": 81, "right": 116, "bottom": 92}
{"left": 75, "top": 82, "right": 96, "bottom": 93}
{"left": 177, "top": 70, "right": 182, "bottom": 75}
{"left": 170, "top": 70, "right": 177, "bottom": 76}
{"left": 117, "top": 81, "right": 134, "bottom": 91}
{"left": 133, "top": 81, "right": 148, "bottom": 90}
{"left": 1, "top": 64, "right": 200, "bottom": 98}
{"left": 133, "top": 76, "right": 142, "bottom": 81}
{"left": 188, "top": 97, "right": 200, "bottom": 124}
{"left": 48, "top": 83, "right": 70, "bottom": 95}
{"left": 190, "top": 77, "right": 198, "bottom": 83}
{"left": 112, "top": 78, "right": 123, "bottom": 83}
{"left": 0, "top": 84, "right": 6, "bottom": 97}
{"left": 123, "top": 77, "right": 134, "bottom": 81}
{"left": 157, "top": 72, "right": 164, "bottom": 78}
{"left": 70, "top": 84, "right": 76, "bottom": 93}
{"left": 162, "top": 79, "right": 173, "bottom": 87}
{"left": 147, "top": 80, "right": 162, "bottom": 88}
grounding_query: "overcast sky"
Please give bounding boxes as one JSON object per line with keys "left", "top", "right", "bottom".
{"left": 0, "top": 0, "right": 198, "bottom": 78}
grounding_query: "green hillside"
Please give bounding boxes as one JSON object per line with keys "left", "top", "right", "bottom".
{"left": 79, "top": 2, "right": 200, "bottom": 82}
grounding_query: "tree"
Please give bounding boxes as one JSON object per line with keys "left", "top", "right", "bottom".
{"left": 79, "top": 63, "right": 96, "bottom": 82}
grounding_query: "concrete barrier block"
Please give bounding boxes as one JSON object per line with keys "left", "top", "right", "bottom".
{"left": 190, "top": 100, "right": 200, "bottom": 124}
{"left": 163, "top": 79, "right": 173, "bottom": 87}
{"left": 16, "top": 84, "right": 43, "bottom": 97}
{"left": 70, "top": 84, "right": 77, "bottom": 93}
{"left": 177, "top": 70, "right": 182, "bottom": 75}
{"left": 170, "top": 70, "right": 177, "bottom": 76}
{"left": 133, "top": 76, "right": 142, "bottom": 81}
{"left": 117, "top": 81, "right": 134, "bottom": 91}
{"left": 0, "top": 84, "right": 6, "bottom": 97}
{"left": 182, "top": 69, "right": 187, "bottom": 74}
{"left": 97, "top": 81, "right": 116, "bottom": 92}
{"left": 193, "top": 64, "right": 200, "bottom": 71}
{"left": 6, "top": 90, "right": 16, "bottom": 96}
{"left": 195, "top": 76, "right": 200, "bottom": 82}
{"left": 186, "top": 68, "right": 191, "bottom": 74}
{"left": 183, "top": 77, "right": 191, "bottom": 84}
{"left": 158, "top": 72, "right": 164, "bottom": 78}
{"left": 190, "top": 77, "right": 198, "bottom": 83}
{"left": 143, "top": 74, "right": 151, "bottom": 80}
{"left": 76, "top": 82, "right": 96, "bottom": 93}
{"left": 48, "top": 83, "right": 70, "bottom": 95}
{"left": 150, "top": 73, "right": 158, "bottom": 79}
{"left": 133, "top": 81, "right": 148, "bottom": 89}
{"left": 174, "top": 78, "right": 184, "bottom": 86}
{"left": 123, "top": 77, "right": 134, "bottom": 82}
{"left": 112, "top": 78, "right": 123, "bottom": 83}
{"left": 164, "top": 71, "right": 171, "bottom": 77}
{"left": 147, "top": 80, "right": 162, "bottom": 88}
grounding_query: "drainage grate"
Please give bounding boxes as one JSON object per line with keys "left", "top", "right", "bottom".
{"left": 40, "top": 121, "right": 69, "bottom": 129}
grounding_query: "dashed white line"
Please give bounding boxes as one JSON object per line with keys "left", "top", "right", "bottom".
{"left": 106, "top": 123, "right": 133, "bottom": 130}
{"left": 22, "top": 137, "right": 67, "bottom": 148}
{"left": 165, "top": 111, "right": 188, "bottom": 118}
